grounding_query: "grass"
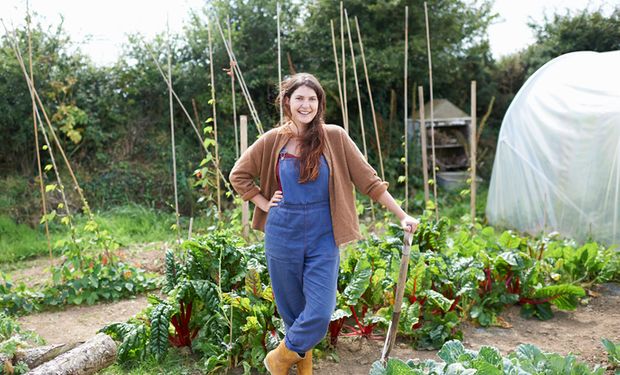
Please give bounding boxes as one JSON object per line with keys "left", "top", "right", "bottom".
{"left": 98, "top": 351, "right": 206, "bottom": 375}
{"left": 0, "top": 204, "right": 209, "bottom": 265}
{"left": 0, "top": 214, "right": 62, "bottom": 263}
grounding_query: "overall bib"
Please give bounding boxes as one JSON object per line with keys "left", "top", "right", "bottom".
{"left": 264, "top": 148, "right": 340, "bottom": 353}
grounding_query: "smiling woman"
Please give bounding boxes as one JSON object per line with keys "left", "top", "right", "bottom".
{"left": 229, "top": 72, "right": 419, "bottom": 374}
{"left": 287, "top": 86, "right": 318, "bottom": 133}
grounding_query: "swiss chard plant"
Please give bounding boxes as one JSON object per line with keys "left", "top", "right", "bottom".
{"left": 102, "top": 231, "right": 280, "bottom": 374}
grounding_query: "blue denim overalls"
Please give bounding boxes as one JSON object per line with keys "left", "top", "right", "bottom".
{"left": 264, "top": 148, "right": 340, "bottom": 353}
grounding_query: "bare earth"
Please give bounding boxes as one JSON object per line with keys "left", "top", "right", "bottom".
{"left": 16, "top": 283, "right": 619, "bottom": 374}
{"left": 9, "top": 245, "right": 620, "bottom": 374}
{"left": 315, "top": 283, "right": 620, "bottom": 374}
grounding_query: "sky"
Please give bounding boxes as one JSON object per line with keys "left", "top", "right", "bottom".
{"left": 0, "top": 0, "right": 616, "bottom": 66}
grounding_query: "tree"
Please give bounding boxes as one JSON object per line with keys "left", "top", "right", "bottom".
{"left": 525, "top": 7, "right": 620, "bottom": 77}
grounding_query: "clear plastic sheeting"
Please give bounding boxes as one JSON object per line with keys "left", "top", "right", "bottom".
{"left": 487, "top": 51, "right": 620, "bottom": 245}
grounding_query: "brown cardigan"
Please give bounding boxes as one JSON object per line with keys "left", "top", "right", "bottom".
{"left": 229, "top": 124, "right": 388, "bottom": 246}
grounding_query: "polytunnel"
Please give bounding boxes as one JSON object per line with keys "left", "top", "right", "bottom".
{"left": 486, "top": 51, "right": 620, "bottom": 245}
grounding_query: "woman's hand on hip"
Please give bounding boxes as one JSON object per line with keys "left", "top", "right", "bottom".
{"left": 267, "top": 190, "right": 283, "bottom": 212}
{"left": 400, "top": 215, "right": 419, "bottom": 234}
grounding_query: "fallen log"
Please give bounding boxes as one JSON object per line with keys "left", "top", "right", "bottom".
{"left": 27, "top": 333, "right": 116, "bottom": 375}
{"left": 18, "top": 342, "right": 81, "bottom": 369}
{"left": 0, "top": 342, "right": 80, "bottom": 369}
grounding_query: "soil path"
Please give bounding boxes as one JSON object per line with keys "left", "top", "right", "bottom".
{"left": 16, "top": 283, "right": 619, "bottom": 374}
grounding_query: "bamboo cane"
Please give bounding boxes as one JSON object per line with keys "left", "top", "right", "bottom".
{"left": 207, "top": 18, "right": 222, "bottom": 220}
{"left": 227, "top": 16, "right": 239, "bottom": 159}
{"left": 277, "top": 3, "right": 283, "bottom": 126}
{"left": 144, "top": 45, "right": 233, "bottom": 197}
{"left": 214, "top": 19, "right": 264, "bottom": 134}
{"left": 418, "top": 86, "right": 430, "bottom": 203}
{"left": 424, "top": 2, "right": 439, "bottom": 220}
{"left": 25, "top": 3, "right": 52, "bottom": 262}
{"left": 411, "top": 83, "right": 417, "bottom": 167}
{"left": 470, "top": 81, "right": 477, "bottom": 224}
{"left": 27, "top": 93, "right": 76, "bottom": 242}
{"left": 34, "top": 106, "right": 72, "bottom": 222}
{"left": 167, "top": 21, "right": 181, "bottom": 242}
{"left": 354, "top": 16, "right": 384, "bottom": 181}
{"left": 404, "top": 6, "right": 409, "bottom": 212}
{"left": 190, "top": 98, "right": 206, "bottom": 155}
{"left": 4, "top": 21, "right": 72, "bottom": 225}
{"left": 345, "top": 10, "right": 368, "bottom": 160}
{"left": 345, "top": 10, "right": 374, "bottom": 221}
{"left": 3, "top": 22, "right": 91, "bottom": 219}
{"left": 340, "top": 2, "right": 348, "bottom": 132}
{"left": 330, "top": 20, "right": 346, "bottom": 127}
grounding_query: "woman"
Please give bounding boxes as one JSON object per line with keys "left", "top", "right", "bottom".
{"left": 229, "top": 73, "right": 418, "bottom": 375}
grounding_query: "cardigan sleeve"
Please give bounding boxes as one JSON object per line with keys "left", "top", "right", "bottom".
{"left": 340, "top": 128, "right": 389, "bottom": 201}
{"left": 229, "top": 135, "right": 265, "bottom": 201}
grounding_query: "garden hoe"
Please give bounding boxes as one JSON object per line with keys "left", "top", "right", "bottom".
{"left": 380, "top": 231, "right": 413, "bottom": 365}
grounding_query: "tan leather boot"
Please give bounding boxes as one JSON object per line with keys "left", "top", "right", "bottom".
{"left": 264, "top": 340, "right": 302, "bottom": 375}
{"left": 295, "top": 350, "right": 312, "bottom": 375}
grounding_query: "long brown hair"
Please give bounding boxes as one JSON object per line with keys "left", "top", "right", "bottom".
{"left": 276, "top": 73, "right": 326, "bottom": 183}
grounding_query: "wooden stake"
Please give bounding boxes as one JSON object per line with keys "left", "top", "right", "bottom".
{"left": 418, "top": 86, "right": 430, "bottom": 203}
{"left": 330, "top": 20, "right": 346, "bottom": 127}
{"left": 404, "top": 6, "right": 409, "bottom": 212}
{"left": 188, "top": 217, "right": 194, "bottom": 240}
{"left": 411, "top": 82, "right": 417, "bottom": 166}
{"left": 26, "top": 2, "right": 52, "bottom": 262}
{"left": 240, "top": 115, "right": 249, "bottom": 239}
{"left": 355, "top": 16, "right": 384, "bottom": 181}
{"left": 227, "top": 16, "right": 239, "bottom": 159}
{"left": 277, "top": 3, "right": 283, "bottom": 126}
{"left": 167, "top": 21, "right": 181, "bottom": 242}
{"left": 424, "top": 1, "right": 439, "bottom": 220}
{"left": 207, "top": 18, "right": 222, "bottom": 220}
{"left": 340, "top": 2, "right": 349, "bottom": 132}
{"left": 470, "top": 80, "right": 477, "bottom": 224}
